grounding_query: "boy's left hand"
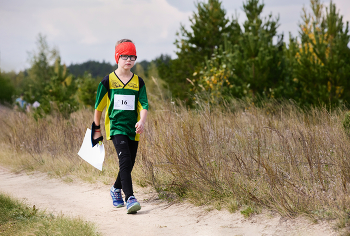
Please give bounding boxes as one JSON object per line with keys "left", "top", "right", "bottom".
{"left": 135, "top": 121, "right": 145, "bottom": 134}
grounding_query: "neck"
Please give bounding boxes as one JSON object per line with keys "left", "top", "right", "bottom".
{"left": 115, "top": 67, "right": 132, "bottom": 77}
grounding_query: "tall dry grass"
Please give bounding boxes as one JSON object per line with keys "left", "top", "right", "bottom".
{"left": 141, "top": 100, "right": 350, "bottom": 221}
{"left": 0, "top": 108, "right": 119, "bottom": 184}
{"left": 1, "top": 98, "right": 350, "bottom": 227}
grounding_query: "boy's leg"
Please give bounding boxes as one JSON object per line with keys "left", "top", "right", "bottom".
{"left": 113, "top": 139, "right": 138, "bottom": 189}
{"left": 113, "top": 140, "right": 138, "bottom": 190}
{"left": 113, "top": 136, "right": 139, "bottom": 189}
{"left": 111, "top": 135, "right": 138, "bottom": 202}
{"left": 128, "top": 138, "right": 139, "bottom": 171}
{"left": 113, "top": 172, "right": 122, "bottom": 190}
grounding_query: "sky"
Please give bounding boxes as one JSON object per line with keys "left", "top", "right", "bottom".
{"left": 1, "top": 0, "right": 349, "bottom": 72}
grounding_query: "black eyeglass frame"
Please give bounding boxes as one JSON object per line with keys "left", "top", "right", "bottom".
{"left": 119, "top": 55, "right": 137, "bottom": 61}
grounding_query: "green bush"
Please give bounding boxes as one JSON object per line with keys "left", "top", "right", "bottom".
{"left": 0, "top": 74, "right": 15, "bottom": 104}
{"left": 77, "top": 73, "right": 99, "bottom": 107}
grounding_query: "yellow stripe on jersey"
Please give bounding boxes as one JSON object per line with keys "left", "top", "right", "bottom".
{"left": 104, "top": 95, "right": 111, "bottom": 140}
{"left": 96, "top": 93, "right": 108, "bottom": 112}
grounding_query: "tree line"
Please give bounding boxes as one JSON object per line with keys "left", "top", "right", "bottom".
{"left": 157, "top": 0, "right": 350, "bottom": 107}
{"left": 0, "top": 34, "right": 169, "bottom": 118}
{"left": 1, "top": 0, "right": 349, "bottom": 117}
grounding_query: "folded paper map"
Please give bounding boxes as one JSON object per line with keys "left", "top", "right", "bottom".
{"left": 78, "top": 128, "right": 105, "bottom": 171}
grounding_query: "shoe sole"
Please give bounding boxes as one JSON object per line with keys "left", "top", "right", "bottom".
{"left": 127, "top": 203, "right": 141, "bottom": 214}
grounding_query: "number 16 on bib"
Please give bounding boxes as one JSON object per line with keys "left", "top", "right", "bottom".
{"left": 114, "top": 94, "right": 135, "bottom": 110}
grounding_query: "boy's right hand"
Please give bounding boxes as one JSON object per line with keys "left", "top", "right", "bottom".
{"left": 93, "top": 130, "right": 102, "bottom": 140}
{"left": 91, "top": 122, "right": 103, "bottom": 147}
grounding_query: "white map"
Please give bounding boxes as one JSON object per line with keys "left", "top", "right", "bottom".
{"left": 78, "top": 128, "right": 105, "bottom": 171}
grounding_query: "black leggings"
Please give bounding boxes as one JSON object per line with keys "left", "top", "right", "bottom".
{"left": 111, "top": 134, "right": 139, "bottom": 202}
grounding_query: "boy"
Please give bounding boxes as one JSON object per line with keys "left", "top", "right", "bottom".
{"left": 92, "top": 39, "right": 148, "bottom": 214}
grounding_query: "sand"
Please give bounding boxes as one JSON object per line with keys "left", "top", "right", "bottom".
{"left": 0, "top": 166, "right": 337, "bottom": 236}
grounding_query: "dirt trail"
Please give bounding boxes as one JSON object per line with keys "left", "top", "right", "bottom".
{"left": 0, "top": 166, "right": 337, "bottom": 236}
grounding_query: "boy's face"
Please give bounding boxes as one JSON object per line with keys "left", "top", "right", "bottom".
{"left": 118, "top": 55, "right": 136, "bottom": 70}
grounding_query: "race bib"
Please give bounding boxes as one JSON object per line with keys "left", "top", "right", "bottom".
{"left": 114, "top": 95, "right": 135, "bottom": 110}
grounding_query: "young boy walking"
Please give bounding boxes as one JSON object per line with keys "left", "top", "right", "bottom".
{"left": 92, "top": 39, "right": 148, "bottom": 214}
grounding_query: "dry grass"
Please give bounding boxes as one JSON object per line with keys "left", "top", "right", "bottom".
{"left": 0, "top": 109, "right": 119, "bottom": 185}
{"left": 1, "top": 99, "right": 350, "bottom": 230}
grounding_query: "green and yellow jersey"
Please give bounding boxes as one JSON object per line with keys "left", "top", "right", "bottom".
{"left": 95, "top": 72, "right": 148, "bottom": 141}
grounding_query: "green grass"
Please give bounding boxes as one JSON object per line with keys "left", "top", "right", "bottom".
{"left": 0, "top": 192, "right": 101, "bottom": 236}
{"left": 240, "top": 206, "right": 259, "bottom": 218}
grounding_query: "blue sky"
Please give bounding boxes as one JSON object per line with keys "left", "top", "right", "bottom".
{"left": 1, "top": 0, "right": 349, "bottom": 72}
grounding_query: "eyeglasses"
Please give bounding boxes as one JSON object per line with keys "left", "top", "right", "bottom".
{"left": 120, "top": 55, "right": 137, "bottom": 61}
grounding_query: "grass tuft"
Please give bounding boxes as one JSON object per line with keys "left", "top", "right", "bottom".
{"left": 0, "top": 192, "right": 100, "bottom": 236}
{"left": 240, "top": 206, "right": 255, "bottom": 218}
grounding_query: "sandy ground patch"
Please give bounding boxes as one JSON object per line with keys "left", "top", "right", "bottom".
{"left": 0, "top": 166, "right": 337, "bottom": 236}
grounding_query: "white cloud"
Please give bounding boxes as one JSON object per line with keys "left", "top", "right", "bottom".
{"left": 0, "top": 0, "right": 193, "bottom": 71}
{"left": 0, "top": 0, "right": 349, "bottom": 72}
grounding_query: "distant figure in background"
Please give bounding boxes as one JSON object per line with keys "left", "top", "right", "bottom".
{"left": 15, "top": 94, "right": 27, "bottom": 109}
{"left": 91, "top": 39, "right": 148, "bottom": 214}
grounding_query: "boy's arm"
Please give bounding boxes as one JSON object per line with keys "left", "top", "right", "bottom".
{"left": 93, "top": 110, "right": 103, "bottom": 140}
{"left": 135, "top": 109, "right": 148, "bottom": 134}
{"left": 136, "top": 77, "right": 148, "bottom": 134}
{"left": 93, "top": 76, "right": 108, "bottom": 144}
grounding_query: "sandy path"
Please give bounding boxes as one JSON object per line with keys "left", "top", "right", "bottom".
{"left": 0, "top": 166, "right": 337, "bottom": 236}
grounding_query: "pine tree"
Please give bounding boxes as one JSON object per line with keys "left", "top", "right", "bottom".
{"left": 25, "top": 34, "right": 58, "bottom": 104}
{"left": 236, "top": 0, "right": 284, "bottom": 98}
{"left": 176, "top": 0, "right": 241, "bottom": 67}
{"left": 293, "top": 0, "right": 350, "bottom": 106}
{"left": 24, "top": 34, "right": 78, "bottom": 118}
{"left": 158, "top": 0, "right": 241, "bottom": 102}
{"left": 39, "top": 57, "right": 78, "bottom": 118}
{"left": 194, "top": 0, "right": 284, "bottom": 101}
{"left": 76, "top": 72, "right": 99, "bottom": 108}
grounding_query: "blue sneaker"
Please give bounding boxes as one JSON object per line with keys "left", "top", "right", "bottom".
{"left": 126, "top": 196, "right": 141, "bottom": 214}
{"left": 110, "top": 187, "right": 124, "bottom": 208}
